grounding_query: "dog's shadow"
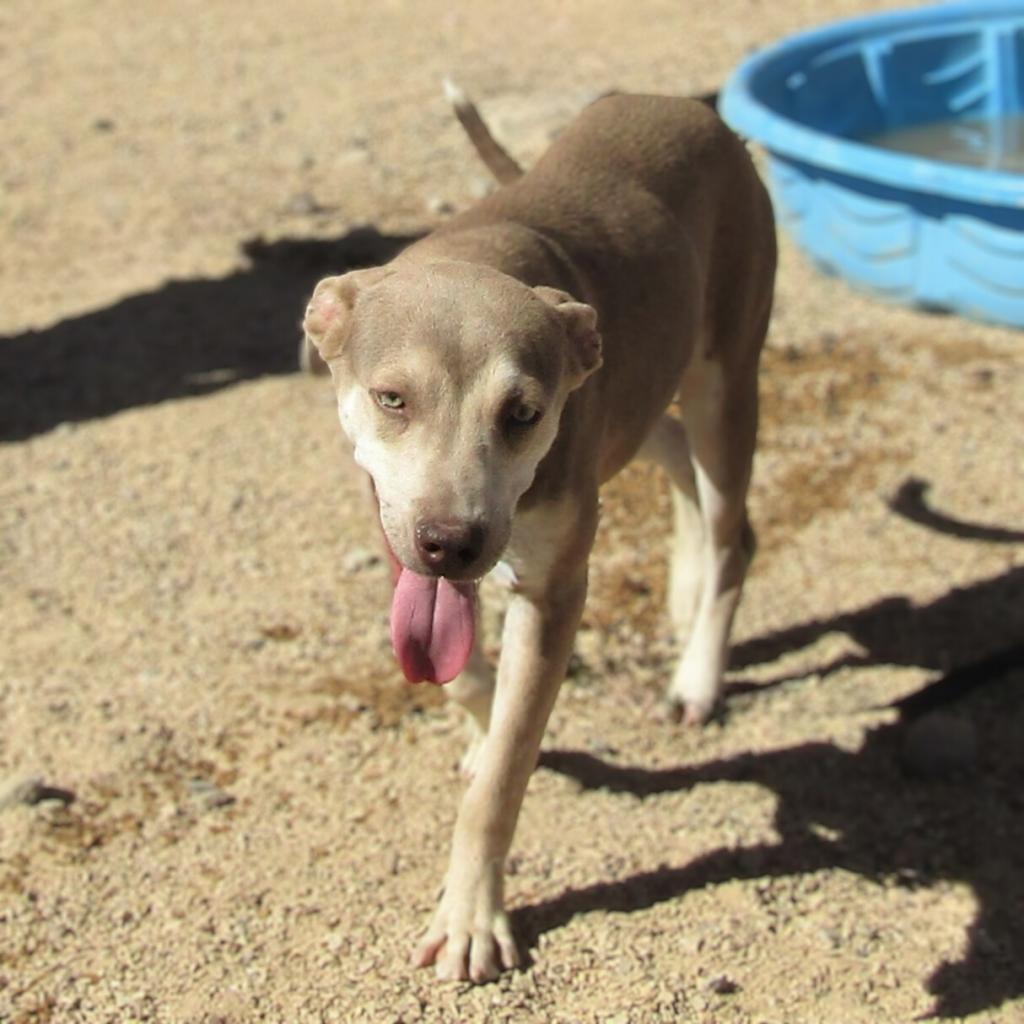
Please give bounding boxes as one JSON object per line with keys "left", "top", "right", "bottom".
{"left": 726, "top": 564, "right": 1024, "bottom": 698}
{"left": 0, "top": 227, "right": 421, "bottom": 442}
{"left": 520, "top": 564, "right": 1024, "bottom": 1019}
{"left": 889, "top": 476, "right": 1024, "bottom": 545}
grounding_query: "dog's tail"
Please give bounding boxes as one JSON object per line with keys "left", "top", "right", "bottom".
{"left": 444, "top": 78, "right": 523, "bottom": 185}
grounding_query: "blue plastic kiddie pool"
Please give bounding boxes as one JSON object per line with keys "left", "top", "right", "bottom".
{"left": 721, "top": 0, "right": 1024, "bottom": 328}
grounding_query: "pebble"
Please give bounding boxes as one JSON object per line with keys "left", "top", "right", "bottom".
{"left": 343, "top": 548, "right": 382, "bottom": 574}
{"left": 706, "top": 975, "right": 740, "bottom": 995}
{"left": 468, "top": 176, "right": 494, "bottom": 199}
{"left": 0, "top": 777, "right": 76, "bottom": 811}
{"left": 187, "top": 777, "right": 236, "bottom": 811}
{"left": 425, "top": 196, "right": 455, "bottom": 216}
{"left": 283, "top": 191, "right": 328, "bottom": 216}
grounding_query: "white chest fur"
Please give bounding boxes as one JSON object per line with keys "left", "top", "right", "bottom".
{"left": 489, "top": 497, "right": 576, "bottom": 595}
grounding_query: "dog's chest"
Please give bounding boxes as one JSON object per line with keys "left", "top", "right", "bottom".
{"left": 489, "top": 499, "right": 574, "bottom": 594}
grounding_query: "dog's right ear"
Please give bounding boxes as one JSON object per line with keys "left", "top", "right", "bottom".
{"left": 303, "top": 266, "right": 392, "bottom": 361}
{"left": 533, "top": 286, "right": 603, "bottom": 387}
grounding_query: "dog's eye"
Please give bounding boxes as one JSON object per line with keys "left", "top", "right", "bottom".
{"left": 506, "top": 401, "right": 541, "bottom": 427}
{"left": 374, "top": 390, "right": 405, "bottom": 412}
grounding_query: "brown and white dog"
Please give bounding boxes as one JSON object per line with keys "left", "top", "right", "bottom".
{"left": 302, "top": 85, "right": 776, "bottom": 982}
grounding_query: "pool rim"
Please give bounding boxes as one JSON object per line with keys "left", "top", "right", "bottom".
{"left": 720, "top": 0, "right": 1024, "bottom": 210}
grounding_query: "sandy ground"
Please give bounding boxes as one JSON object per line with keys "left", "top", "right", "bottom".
{"left": 1, "top": 1, "right": 1023, "bottom": 1021}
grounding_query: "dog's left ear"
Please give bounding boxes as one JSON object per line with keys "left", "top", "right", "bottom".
{"left": 534, "top": 286, "right": 603, "bottom": 387}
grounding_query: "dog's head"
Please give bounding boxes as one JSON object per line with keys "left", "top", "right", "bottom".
{"left": 304, "top": 260, "right": 602, "bottom": 581}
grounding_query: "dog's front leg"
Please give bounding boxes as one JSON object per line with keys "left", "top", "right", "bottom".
{"left": 413, "top": 568, "right": 588, "bottom": 982}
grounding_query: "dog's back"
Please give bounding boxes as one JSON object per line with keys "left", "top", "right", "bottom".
{"left": 438, "top": 93, "right": 773, "bottom": 333}
{"left": 426, "top": 94, "right": 775, "bottom": 477}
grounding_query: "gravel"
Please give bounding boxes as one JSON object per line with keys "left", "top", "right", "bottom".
{"left": 1, "top": 0, "right": 1022, "bottom": 1021}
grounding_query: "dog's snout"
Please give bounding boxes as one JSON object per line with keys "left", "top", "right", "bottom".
{"left": 415, "top": 519, "right": 486, "bottom": 577}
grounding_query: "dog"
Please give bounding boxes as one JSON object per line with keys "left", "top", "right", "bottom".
{"left": 302, "top": 84, "right": 776, "bottom": 982}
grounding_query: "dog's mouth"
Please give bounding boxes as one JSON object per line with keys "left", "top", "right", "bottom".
{"left": 371, "top": 484, "right": 481, "bottom": 684}
{"left": 389, "top": 569, "right": 477, "bottom": 684}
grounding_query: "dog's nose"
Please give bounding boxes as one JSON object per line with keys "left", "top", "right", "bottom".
{"left": 414, "top": 519, "right": 486, "bottom": 577}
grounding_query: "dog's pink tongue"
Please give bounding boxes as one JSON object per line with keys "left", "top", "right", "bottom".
{"left": 390, "top": 570, "right": 476, "bottom": 684}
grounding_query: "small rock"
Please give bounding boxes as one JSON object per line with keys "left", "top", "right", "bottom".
{"left": 343, "top": 548, "right": 382, "bottom": 574}
{"left": 260, "top": 623, "right": 301, "bottom": 642}
{"left": 186, "top": 778, "right": 236, "bottom": 811}
{"left": 426, "top": 196, "right": 455, "bottom": 216}
{"left": 468, "top": 176, "right": 494, "bottom": 199}
{"left": 338, "top": 692, "right": 368, "bottom": 714}
{"left": 284, "top": 191, "right": 327, "bottom": 216}
{"left": 706, "top": 975, "right": 740, "bottom": 995}
{"left": 586, "top": 739, "right": 618, "bottom": 758}
{"left": 901, "top": 712, "right": 978, "bottom": 779}
{"left": 337, "top": 145, "right": 370, "bottom": 166}
{"left": 971, "top": 367, "right": 994, "bottom": 389}
{"left": 0, "top": 778, "right": 76, "bottom": 811}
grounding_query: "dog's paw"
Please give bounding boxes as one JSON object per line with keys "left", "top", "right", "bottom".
{"left": 411, "top": 870, "right": 520, "bottom": 982}
{"left": 413, "top": 911, "right": 519, "bottom": 983}
{"left": 666, "top": 650, "right": 722, "bottom": 726}
{"left": 684, "top": 699, "right": 715, "bottom": 725}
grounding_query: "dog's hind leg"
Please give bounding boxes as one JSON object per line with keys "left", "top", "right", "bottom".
{"left": 639, "top": 414, "right": 705, "bottom": 640}
{"left": 668, "top": 358, "right": 758, "bottom": 724}
{"left": 447, "top": 637, "right": 495, "bottom": 777}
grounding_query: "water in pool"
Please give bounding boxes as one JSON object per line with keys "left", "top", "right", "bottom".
{"left": 863, "top": 114, "right": 1024, "bottom": 174}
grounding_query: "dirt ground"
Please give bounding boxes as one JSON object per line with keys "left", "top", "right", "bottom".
{"left": 1, "top": 1, "right": 1022, "bottom": 1021}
